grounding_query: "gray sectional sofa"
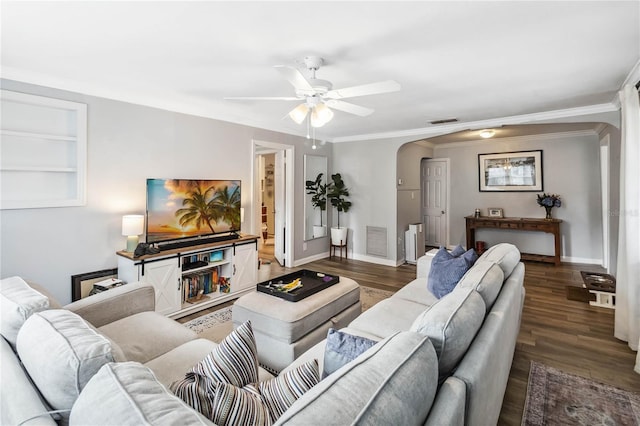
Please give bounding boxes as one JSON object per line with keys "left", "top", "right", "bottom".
{"left": 1, "top": 243, "right": 524, "bottom": 425}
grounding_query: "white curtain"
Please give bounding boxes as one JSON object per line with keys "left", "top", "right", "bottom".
{"left": 614, "top": 84, "right": 640, "bottom": 374}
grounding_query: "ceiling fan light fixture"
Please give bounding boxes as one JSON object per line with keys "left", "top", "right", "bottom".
{"left": 479, "top": 129, "right": 495, "bottom": 139}
{"left": 289, "top": 103, "right": 309, "bottom": 124}
{"left": 311, "top": 103, "right": 334, "bottom": 128}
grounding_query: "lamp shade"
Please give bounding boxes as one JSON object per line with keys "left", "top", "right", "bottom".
{"left": 289, "top": 104, "right": 309, "bottom": 124}
{"left": 122, "top": 215, "right": 144, "bottom": 236}
{"left": 311, "top": 103, "right": 334, "bottom": 128}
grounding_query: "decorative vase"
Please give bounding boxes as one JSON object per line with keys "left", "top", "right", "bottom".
{"left": 544, "top": 206, "right": 553, "bottom": 220}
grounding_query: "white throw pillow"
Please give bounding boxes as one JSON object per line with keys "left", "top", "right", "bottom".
{"left": 0, "top": 276, "right": 49, "bottom": 347}
{"left": 16, "top": 310, "right": 115, "bottom": 420}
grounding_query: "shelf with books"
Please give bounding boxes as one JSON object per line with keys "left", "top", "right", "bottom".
{"left": 117, "top": 236, "right": 258, "bottom": 318}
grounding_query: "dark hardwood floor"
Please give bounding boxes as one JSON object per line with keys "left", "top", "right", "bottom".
{"left": 179, "top": 253, "right": 640, "bottom": 425}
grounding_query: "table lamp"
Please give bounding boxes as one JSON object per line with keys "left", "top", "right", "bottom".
{"left": 122, "top": 215, "right": 144, "bottom": 252}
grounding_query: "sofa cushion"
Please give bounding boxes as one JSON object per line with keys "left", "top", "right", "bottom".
{"left": 348, "top": 297, "right": 429, "bottom": 339}
{"left": 0, "top": 276, "right": 49, "bottom": 347}
{"left": 145, "top": 338, "right": 274, "bottom": 388}
{"left": 69, "top": 362, "right": 210, "bottom": 425}
{"left": 393, "top": 277, "right": 439, "bottom": 307}
{"left": 1, "top": 337, "right": 58, "bottom": 426}
{"left": 171, "top": 321, "right": 319, "bottom": 424}
{"left": 457, "top": 260, "right": 505, "bottom": 311}
{"left": 322, "top": 328, "right": 377, "bottom": 378}
{"left": 427, "top": 247, "right": 478, "bottom": 298}
{"left": 98, "top": 310, "right": 197, "bottom": 363}
{"left": 16, "top": 309, "right": 115, "bottom": 419}
{"left": 478, "top": 243, "right": 521, "bottom": 278}
{"left": 410, "top": 288, "right": 486, "bottom": 378}
{"left": 275, "top": 332, "right": 439, "bottom": 425}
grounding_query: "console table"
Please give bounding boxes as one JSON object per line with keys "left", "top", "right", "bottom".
{"left": 465, "top": 216, "right": 562, "bottom": 265}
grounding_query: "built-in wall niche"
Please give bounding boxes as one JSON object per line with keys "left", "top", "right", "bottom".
{"left": 0, "top": 90, "right": 87, "bottom": 209}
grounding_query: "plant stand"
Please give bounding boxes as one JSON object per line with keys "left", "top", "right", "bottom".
{"left": 330, "top": 238, "right": 348, "bottom": 260}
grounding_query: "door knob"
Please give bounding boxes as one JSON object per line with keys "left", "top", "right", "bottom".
{"left": 441, "top": 210, "right": 445, "bottom": 214}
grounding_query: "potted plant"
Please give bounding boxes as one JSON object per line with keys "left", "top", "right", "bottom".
{"left": 305, "top": 172, "right": 328, "bottom": 237}
{"left": 327, "top": 173, "right": 352, "bottom": 246}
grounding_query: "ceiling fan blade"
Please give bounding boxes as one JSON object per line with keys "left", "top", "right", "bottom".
{"left": 325, "top": 80, "right": 401, "bottom": 100}
{"left": 224, "top": 96, "right": 300, "bottom": 101}
{"left": 274, "top": 65, "right": 314, "bottom": 92}
{"left": 325, "top": 100, "right": 374, "bottom": 117}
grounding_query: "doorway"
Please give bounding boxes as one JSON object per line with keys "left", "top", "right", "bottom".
{"left": 253, "top": 140, "right": 294, "bottom": 268}
{"left": 421, "top": 158, "right": 450, "bottom": 248}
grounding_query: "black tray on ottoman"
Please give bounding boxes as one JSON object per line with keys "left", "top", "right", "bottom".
{"left": 256, "top": 269, "right": 340, "bottom": 302}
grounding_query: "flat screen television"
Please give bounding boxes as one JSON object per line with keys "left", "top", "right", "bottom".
{"left": 146, "top": 179, "right": 241, "bottom": 244}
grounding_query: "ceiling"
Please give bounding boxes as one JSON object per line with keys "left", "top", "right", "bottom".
{"left": 1, "top": 1, "right": 638, "bottom": 142}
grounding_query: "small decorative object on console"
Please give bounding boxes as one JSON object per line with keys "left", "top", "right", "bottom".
{"left": 488, "top": 208, "right": 503, "bottom": 218}
{"left": 536, "top": 193, "right": 561, "bottom": 220}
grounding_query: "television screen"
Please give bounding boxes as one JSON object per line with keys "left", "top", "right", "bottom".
{"left": 146, "top": 179, "right": 241, "bottom": 243}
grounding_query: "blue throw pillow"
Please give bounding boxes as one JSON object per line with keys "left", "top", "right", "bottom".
{"left": 322, "top": 329, "right": 377, "bottom": 379}
{"left": 427, "top": 247, "right": 478, "bottom": 299}
{"left": 450, "top": 244, "right": 466, "bottom": 257}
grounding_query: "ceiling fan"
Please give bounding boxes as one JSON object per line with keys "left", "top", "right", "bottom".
{"left": 225, "top": 56, "right": 401, "bottom": 128}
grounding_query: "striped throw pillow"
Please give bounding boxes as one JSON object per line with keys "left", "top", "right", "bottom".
{"left": 171, "top": 321, "right": 319, "bottom": 424}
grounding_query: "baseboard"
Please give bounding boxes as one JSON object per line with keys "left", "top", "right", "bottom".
{"left": 292, "top": 251, "right": 330, "bottom": 267}
{"left": 561, "top": 256, "right": 602, "bottom": 265}
{"left": 351, "top": 253, "right": 399, "bottom": 267}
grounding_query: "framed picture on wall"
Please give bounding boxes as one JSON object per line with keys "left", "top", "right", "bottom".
{"left": 71, "top": 268, "right": 118, "bottom": 301}
{"left": 479, "top": 150, "right": 543, "bottom": 192}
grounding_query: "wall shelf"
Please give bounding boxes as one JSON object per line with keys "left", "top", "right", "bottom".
{"left": 0, "top": 90, "right": 87, "bottom": 209}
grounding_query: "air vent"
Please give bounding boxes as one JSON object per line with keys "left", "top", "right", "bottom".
{"left": 366, "top": 226, "right": 387, "bottom": 257}
{"left": 429, "top": 118, "right": 458, "bottom": 125}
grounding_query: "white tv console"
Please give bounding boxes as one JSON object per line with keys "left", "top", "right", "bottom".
{"left": 117, "top": 235, "right": 258, "bottom": 319}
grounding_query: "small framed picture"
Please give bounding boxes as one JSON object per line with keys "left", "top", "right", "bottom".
{"left": 488, "top": 208, "right": 504, "bottom": 218}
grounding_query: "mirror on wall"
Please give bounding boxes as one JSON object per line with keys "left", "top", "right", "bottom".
{"left": 304, "top": 155, "right": 328, "bottom": 241}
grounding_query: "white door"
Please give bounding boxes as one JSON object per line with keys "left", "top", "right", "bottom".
{"left": 422, "top": 159, "right": 448, "bottom": 247}
{"left": 274, "top": 150, "right": 286, "bottom": 266}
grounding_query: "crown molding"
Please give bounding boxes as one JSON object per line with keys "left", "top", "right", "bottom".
{"left": 0, "top": 67, "right": 312, "bottom": 140}
{"left": 2, "top": 67, "right": 620, "bottom": 145}
{"left": 332, "top": 102, "right": 618, "bottom": 143}
{"left": 432, "top": 129, "right": 598, "bottom": 150}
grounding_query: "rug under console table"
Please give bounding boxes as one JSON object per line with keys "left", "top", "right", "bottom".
{"left": 232, "top": 276, "right": 361, "bottom": 373}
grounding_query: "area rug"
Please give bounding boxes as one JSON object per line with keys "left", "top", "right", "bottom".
{"left": 522, "top": 361, "right": 640, "bottom": 426}
{"left": 183, "top": 285, "right": 394, "bottom": 343}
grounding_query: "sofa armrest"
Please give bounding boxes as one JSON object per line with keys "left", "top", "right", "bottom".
{"left": 417, "top": 254, "right": 434, "bottom": 279}
{"left": 425, "top": 376, "right": 466, "bottom": 426}
{"left": 64, "top": 282, "right": 155, "bottom": 328}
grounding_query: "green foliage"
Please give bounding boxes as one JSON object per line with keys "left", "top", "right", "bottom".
{"left": 327, "top": 173, "right": 352, "bottom": 228}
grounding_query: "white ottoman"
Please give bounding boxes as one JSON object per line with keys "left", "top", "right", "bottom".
{"left": 232, "top": 277, "right": 361, "bottom": 373}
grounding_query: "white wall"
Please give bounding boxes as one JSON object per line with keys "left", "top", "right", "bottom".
{"left": 0, "top": 79, "right": 326, "bottom": 304}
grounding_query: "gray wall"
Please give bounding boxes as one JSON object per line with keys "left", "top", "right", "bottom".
{"left": 433, "top": 132, "right": 604, "bottom": 263}
{"left": 0, "top": 79, "right": 328, "bottom": 304}
{"left": 331, "top": 136, "right": 433, "bottom": 265}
